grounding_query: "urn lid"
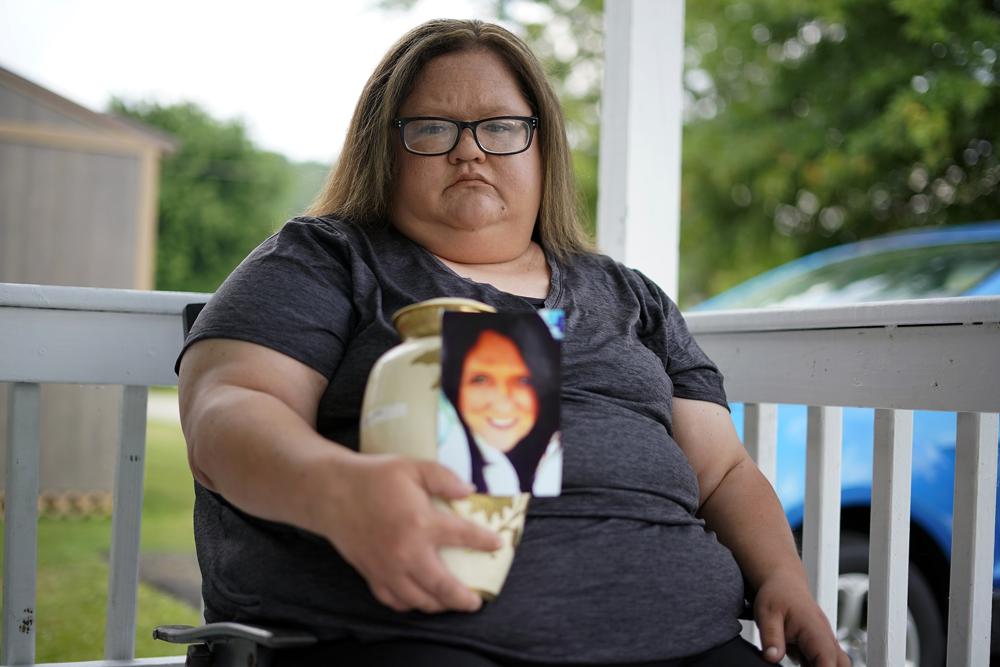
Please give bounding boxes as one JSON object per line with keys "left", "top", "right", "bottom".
{"left": 393, "top": 298, "right": 496, "bottom": 338}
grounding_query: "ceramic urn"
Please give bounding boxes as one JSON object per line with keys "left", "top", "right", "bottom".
{"left": 359, "top": 298, "right": 531, "bottom": 600}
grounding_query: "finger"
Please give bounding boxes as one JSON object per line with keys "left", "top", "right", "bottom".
{"left": 372, "top": 573, "right": 448, "bottom": 614}
{"left": 754, "top": 606, "right": 787, "bottom": 664}
{"left": 387, "top": 575, "right": 447, "bottom": 614}
{"left": 370, "top": 583, "right": 407, "bottom": 613}
{"left": 790, "top": 620, "right": 842, "bottom": 667}
{"left": 414, "top": 554, "right": 483, "bottom": 612}
{"left": 802, "top": 638, "right": 847, "bottom": 667}
{"left": 804, "top": 648, "right": 833, "bottom": 667}
{"left": 417, "top": 461, "right": 476, "bottom": 500}
{"left": 784, "top": 645, "right": 803, "bottom": 665}
{"left": 434, "top": 512, "right": 503, "bottom": 551}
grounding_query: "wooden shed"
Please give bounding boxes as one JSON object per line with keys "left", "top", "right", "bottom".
{"left": 0, "top": 64, "right": 175, "bottom": 514}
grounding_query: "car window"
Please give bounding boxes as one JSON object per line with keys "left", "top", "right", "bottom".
{"left": 704, "top": 242, "right": 1000, "bottom": 308}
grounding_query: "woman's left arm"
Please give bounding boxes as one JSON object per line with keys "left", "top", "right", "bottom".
{"left": 672, "top": 397, "right": 850, "bottom": 667}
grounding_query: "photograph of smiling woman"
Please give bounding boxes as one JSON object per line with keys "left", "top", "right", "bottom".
{"left": 440, "top": 311, "right": 561, "bottom": 496}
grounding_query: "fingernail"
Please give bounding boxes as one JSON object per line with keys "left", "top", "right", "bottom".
{"left": 764, "top": 646, "right": 780, "bottom": 661}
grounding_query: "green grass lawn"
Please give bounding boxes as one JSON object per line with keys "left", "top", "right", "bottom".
{"left": 1, "top": 408, "right": 202, "bottom": 661}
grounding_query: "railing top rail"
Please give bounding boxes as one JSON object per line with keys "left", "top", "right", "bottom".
{"left": 4, "top": 283, "right": 998, "bottom": 332}
{"left": 685, "top": 296, "right": 1000, "bottom": 334}
{"left": 688, "top": 296, "right": 1000, "bottom": 412}
{"left": 0, "top": 283, "right": 204, "bottom": 386}
{"left": 0, "top": 282, "right": 210, "bottom": 315}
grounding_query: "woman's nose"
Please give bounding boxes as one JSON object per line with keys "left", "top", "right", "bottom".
{"left": 487, "top": 388, "right": 516, "bottom": 412}
{"left": 448, "top": 128, "right": 486, "bottom": 163}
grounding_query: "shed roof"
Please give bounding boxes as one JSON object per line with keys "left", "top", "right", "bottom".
{"left": 0, "top": 63, "right": 176, "bottom": 152}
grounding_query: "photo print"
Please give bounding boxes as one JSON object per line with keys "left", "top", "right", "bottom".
{"left": 439, "top": 310, "right": 564, "bottom": 497}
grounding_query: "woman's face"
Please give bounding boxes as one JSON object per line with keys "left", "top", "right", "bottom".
{"left": 458, "top": 330, "right": 539, "bottom": 452}
{"left": 390, "top": 48, "right": 543, "bottom": 265}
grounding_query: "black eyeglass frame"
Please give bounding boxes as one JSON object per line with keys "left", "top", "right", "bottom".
{"left": 394, "top": 116, "right": 539, "bottom": 156}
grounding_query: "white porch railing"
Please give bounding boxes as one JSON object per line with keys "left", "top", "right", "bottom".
{"left": 687, "top": 297, "right": 1000, "bottom": 667}
{"left": 1, "top": 283, "right": 206, "bottom": 667}
{"left": 1, "top": 282, "right": 999, "bottom": 666}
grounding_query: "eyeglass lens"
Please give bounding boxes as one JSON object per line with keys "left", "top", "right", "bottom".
{"left": 402, "top": 118, "right": 532, "bottom": 155}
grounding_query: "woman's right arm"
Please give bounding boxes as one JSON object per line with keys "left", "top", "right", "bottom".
{"left": 178, "top": 338, "right": 502, "bottom": 614}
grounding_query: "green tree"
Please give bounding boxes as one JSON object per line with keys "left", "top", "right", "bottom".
{"left": 514, "top": 0, "right": 604, "bottom": 237}
{"left": 681, "top": 0, "right": 1000, "bottom": 302}
{"left": 502, "top": 0, "right": 1000, "bottom": 303}
{"left": 110, "top": 100, "right": 295, "bottom": 293}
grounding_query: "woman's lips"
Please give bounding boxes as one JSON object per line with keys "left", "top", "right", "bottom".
{"left": 451, "top": 174, "right": 490, "bottom": 187}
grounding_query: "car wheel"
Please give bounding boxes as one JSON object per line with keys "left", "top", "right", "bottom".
{"left": 837, "top": 532, "right": 945, "bottom": 667}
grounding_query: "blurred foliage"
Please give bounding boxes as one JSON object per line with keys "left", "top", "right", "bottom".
{"left": 679, "top": 0, "right": 1000, "bottom": 303}
{"left": 110, "top": 100, "right": 311, "bottom": 293}
{"left": 378, "top": 0, "right": 1000, "bottom": 305}
{"left": 515, "top": 0, "right": 604, "bottom": 237}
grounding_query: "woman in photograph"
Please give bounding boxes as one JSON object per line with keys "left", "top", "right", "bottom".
{"left": 177, "top": 17, "right": 849, "bottom": 667}
{"left": 439, "top": 313, "right": 561, "bottom": 496}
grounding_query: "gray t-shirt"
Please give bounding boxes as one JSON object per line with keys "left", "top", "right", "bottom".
{"left": 181, "top": 216, "right": 745, "bottom": 663}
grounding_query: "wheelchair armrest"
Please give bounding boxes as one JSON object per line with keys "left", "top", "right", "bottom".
{"left": 155, "top": 622, "right": 318, "bottom": 667}
{"left": 154, "top": 622, "right": 318, "bottom": 649}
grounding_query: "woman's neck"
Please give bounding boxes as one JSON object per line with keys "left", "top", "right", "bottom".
{"left": 434, "top": 242, "right": 550, "bottom": 299}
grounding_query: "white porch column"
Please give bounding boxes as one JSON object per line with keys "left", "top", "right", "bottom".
{"left": 598, "top": 0, "right": 686, "bottom": 298}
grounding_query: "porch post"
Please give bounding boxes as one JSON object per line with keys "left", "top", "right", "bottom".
{"left": 598, "top": 0, "right": 686, "bottom": 299}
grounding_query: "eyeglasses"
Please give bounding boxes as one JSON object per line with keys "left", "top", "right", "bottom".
{"left": 394, "top": 116, "right": 538, "bottom": 156}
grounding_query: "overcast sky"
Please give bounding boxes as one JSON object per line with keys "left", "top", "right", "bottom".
{"left": 0, "top": 0, "right": 496, "bottom": 163}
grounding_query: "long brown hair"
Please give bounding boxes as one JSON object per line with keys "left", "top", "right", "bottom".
{"left": 306, "top": 19, "right": 592, "bottom": 258}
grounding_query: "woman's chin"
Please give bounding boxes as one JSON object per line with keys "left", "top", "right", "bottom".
{"left": 480, "top": 430, "right": 531, "bottom": 453}
{"left": 486, "top": 439, "right": 519, "bottom": 453}
{"left": 445, "top": 208, "right": 507, "bottom": 232}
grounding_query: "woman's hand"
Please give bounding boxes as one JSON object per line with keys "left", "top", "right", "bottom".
{"left": 318, "top": 454, "right": 503, "bottom": 614}
{"left": 754, "top": 571, "right": 850, "bottom": 666}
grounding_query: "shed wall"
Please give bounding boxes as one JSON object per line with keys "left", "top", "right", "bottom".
{"left": 0, "top": 74, "right": 163, "bottom": 508}
{"left": 0, "top": 141, "right": 142, "bottom": 287}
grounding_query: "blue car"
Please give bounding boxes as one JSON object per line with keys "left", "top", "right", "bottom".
{"left": 691, "top": 221, "right": 1000, "bottom": 667}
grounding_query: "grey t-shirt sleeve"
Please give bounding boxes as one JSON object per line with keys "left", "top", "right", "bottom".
{"left": 177, "top": 218, "right": 356, "bottom": 379}
{"left": 632, "top": 269, "right": 729, "bottom": 410}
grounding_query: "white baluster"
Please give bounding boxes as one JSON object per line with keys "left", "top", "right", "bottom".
{"left": 802, "top": 406, "right": 842, "bottom": 628}
{"left": 2, "top": 382, "right": 41, "bottom": 666}
{"left": 868, "top": 409, "right": 913, "bottom": 667}
{"left": 947, "top": 412, "right": 999, "bottom": 667}
{"left": 744, "top": 403, "right": 778, "bottom": 485}
{"left": 104, "top": 385, "right": 150, "bottom": 660}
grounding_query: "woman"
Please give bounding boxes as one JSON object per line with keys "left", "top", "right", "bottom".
{"left": 178, "top": 18, "right": 849, "bottom": 667}
{"left": 440, "top": 313, "right": 561, "bottom": 495}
